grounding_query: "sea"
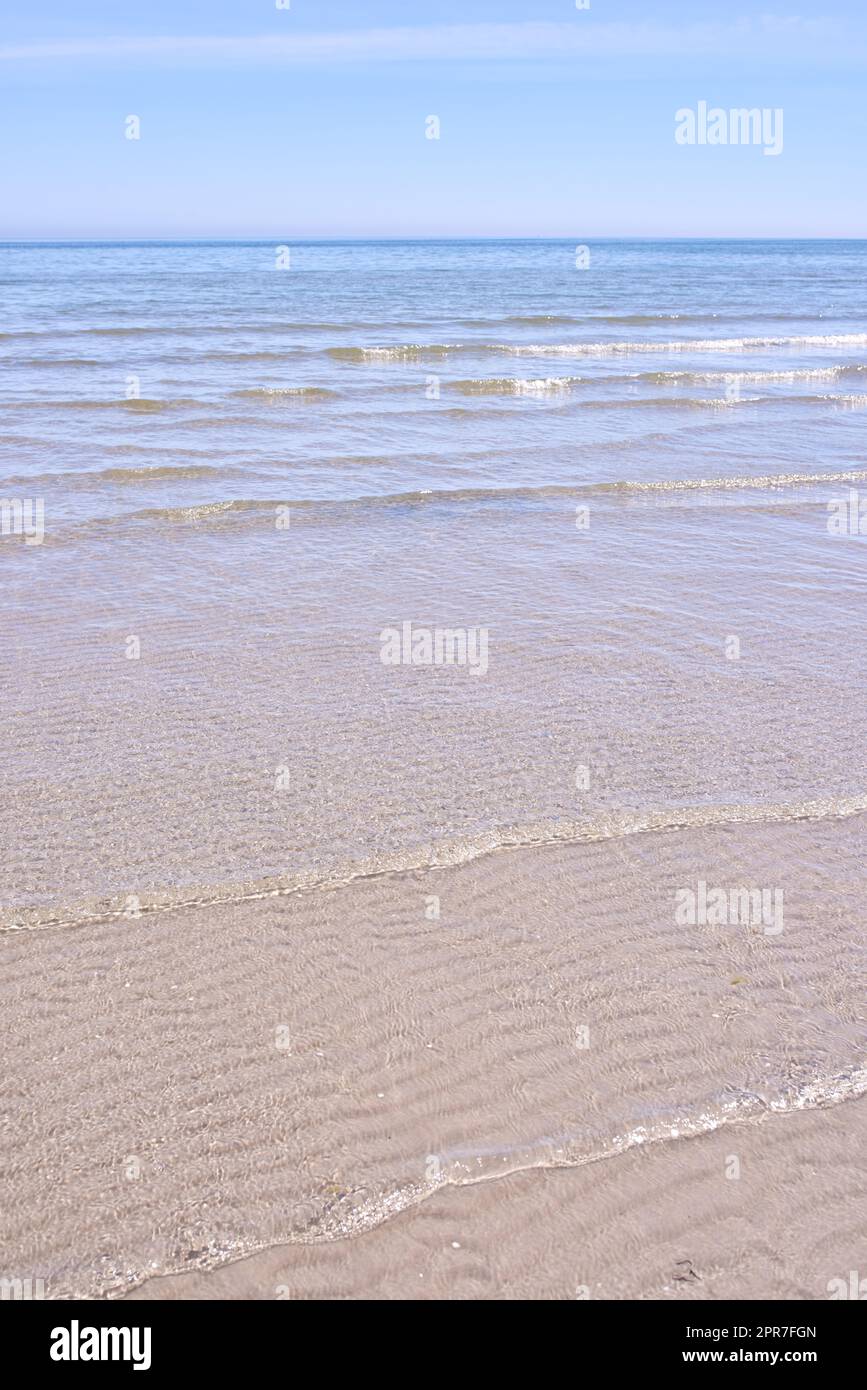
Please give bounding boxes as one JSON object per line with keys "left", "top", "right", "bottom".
{"left": 2, "top": 239, "right": 866, "bottom": 1296}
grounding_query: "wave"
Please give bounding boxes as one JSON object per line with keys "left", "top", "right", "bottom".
{"left": 122, "top": 466, "right": 867, "bottom": 513}
{"left": 0, "top": 322, "right": 417, "bottom": 341}
{"left": 639, "top": 365, "right": 867, "bottom": 385}
{"left": 456, "top": 387, "right": 764, "bottom": 408}
{"left": 500, "top": 313, "right": 715, "bottom": 326}
{"left": 451, "top": 376, "right": 577, "bottom": 395}
{"left": 95, "top": 1054, "right": 866, "bottom": 1298}
{"left": 360, "top": 468, "right": 867, "bottom": 503}
{"left": 230, "top": 386, "right": 337, "bottom": 401}
{"left": 3, "top": 356, "right": 104, "bottom": 369}
{"left": 93, "top": 462, "right": 230, "bottom": 484}
{"left": 0, "top": 326, "right": 175, "bottom": 340}
{"left": 506, "top": 333, "right": 867, "bottom": 357}
{"left": 327, "top": 334, "right": 867, "bottom": 364}
{"left": 446, "top": 364, "right": 867, "bottom": 392}
{"left": 448, "top": 383, "right": 754, "bottom": 407}
{"left": 597, "top": 466, "right": 867, "bottom": 494}
{"left": 12, "top": 468, "right": 867, "bottom": 537}
{"left": 260, "top": 1064, "right": 867, "bottom": 1251}
{"left": 130, "top": 498, "right": 282, "bottom": 523}
{"left": 5, "top": 792, "right": 867, "bottom": 936}
{"left": 499, "top": 312, "right": 827, "bottom": 327}
{"left": 327, "top": 343, "right": 464, "bottom": 362}
{"left": 0, "top": 462, "right": 234, "bottom": 491}
{"left": 498, "top": 315, "right": 588, "bottom": 326}
{"left": 209, "top": 350, "right": 295, "bottom": 362}
{"left": 4, "top": 380, "right": 864, "bottom": 421}
{"left": 0, "top": 397, "right": 193, "bottom": 413}
{"left": 1, "top": 314, "right": 846, "bottom": 345}
{"left": 0, "top": 325, "right": 269, "bottom": 341}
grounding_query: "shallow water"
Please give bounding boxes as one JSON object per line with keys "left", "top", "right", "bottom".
{"left": 3, "top": 239, "right": 867, "bottom": 910}
{"left": 2, "top": 240, "right": 866, "bottom": 1297}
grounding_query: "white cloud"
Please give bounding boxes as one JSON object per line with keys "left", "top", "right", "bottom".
{"left": 0, "top": 18, "right": 860, "bottom": 67}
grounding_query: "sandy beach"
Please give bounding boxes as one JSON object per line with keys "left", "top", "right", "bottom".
{"left": 125, "top": 1096, "right": 866, "bottom": 1301}
{"left": 4, "top": 807, "right": 865, "bottom": 1300}
{"left": 3, "top": 238, "right": 867, "bottom": 1303}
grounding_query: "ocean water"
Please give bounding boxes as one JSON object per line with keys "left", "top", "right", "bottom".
{"left": 3, "top": 240, "right": 867, "bottom": 1298}
{"left": 2, "top": 238, "right": 867, "bottom": 915}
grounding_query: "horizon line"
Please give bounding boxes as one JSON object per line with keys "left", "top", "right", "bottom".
{"left": 3, "top": 235, "right": 867, "bottom": 245}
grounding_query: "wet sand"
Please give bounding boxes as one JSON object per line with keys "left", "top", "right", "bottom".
{"left": 3, "top": 809, "right": 865, "bottom": 1300}
{"left": 125, "top": 1095, "right": 867, "bottom": 1301}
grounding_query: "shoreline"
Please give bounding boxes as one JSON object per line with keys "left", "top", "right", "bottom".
{"left": 124, "top": 1092, "right": 867, "bottom": 1301}
{"left": 3, "top": 810, "right": 865, "bottom": 1300}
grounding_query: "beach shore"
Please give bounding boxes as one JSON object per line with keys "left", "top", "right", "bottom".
{"left": 4, "top": 241, "right": 867, "bottom": 1303}
{"left": 124, "top": 1093, "right": 866, "bottom": 1301}
{"left": 4, "top": 809, "right": 865, "bottom": 1300}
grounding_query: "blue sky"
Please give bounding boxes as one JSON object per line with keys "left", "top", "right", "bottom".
{"left": 1, "top": 0, "right": 866, "bottom": 238}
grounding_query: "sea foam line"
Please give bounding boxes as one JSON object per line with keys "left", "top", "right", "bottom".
{"left": 13, "top": 467, "right": 867, "bottom": 528}
{"left": 5, "top": 793, "right": 867, "bottom": 937}
{"left": 327, "top": 333, "right": 867, "bottom": 363}
{"left": 109, "top": 1062, "right": 867, "bottom": 1299}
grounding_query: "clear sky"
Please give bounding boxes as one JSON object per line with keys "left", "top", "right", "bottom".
{"left": 1, "top": 0, "right": 866, "bottom": 238}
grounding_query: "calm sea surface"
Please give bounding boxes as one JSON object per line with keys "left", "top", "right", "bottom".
{"left": 2, "top": 239, "right": 867, "bottom": 913}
